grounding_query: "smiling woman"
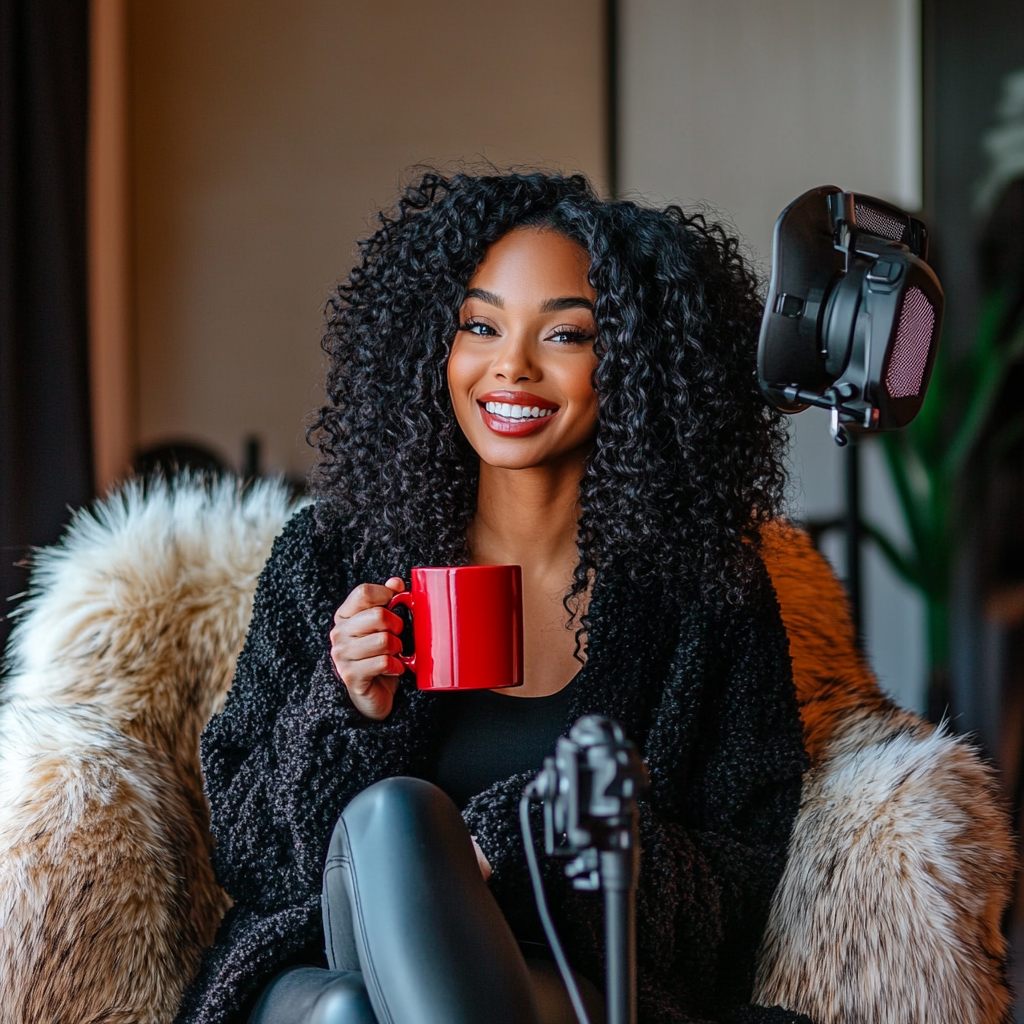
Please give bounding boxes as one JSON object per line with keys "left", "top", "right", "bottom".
{"left": 177, "top": 171, "right": 809, "bottom": 1024}
{"left": 449, "top": 229, "right": 599, "bottom": 455}
{"left": 446, "top": 227, "right": 604, "bottom": 701}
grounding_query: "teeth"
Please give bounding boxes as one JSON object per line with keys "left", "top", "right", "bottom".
{"left": 483, "top": 401, "right": 555, "bottom": 419}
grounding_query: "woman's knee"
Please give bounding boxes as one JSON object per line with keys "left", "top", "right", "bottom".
{"left": 343, "top": 776, "right": 449, "bottom": 824}
{"left": 329, "top": 777, "right": 459, "bottom": 858}
{"left": 324, "top": 780, "right": 455, "bottom": 974}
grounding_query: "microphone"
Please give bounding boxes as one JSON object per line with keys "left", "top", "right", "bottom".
{"left": 522, "top": 715, "right": 648, "bottom": 1024}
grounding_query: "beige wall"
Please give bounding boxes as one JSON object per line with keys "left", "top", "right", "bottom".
{"left": 619, "top": 0, "right": 926, "bottom": 711}
{"left": 622, "top": 0, "right": 922, "bottom": 264}
{"left": 130, "top": 1, "right": 605, "bottom": 476}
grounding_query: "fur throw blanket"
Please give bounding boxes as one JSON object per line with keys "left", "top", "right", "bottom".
{"left": 0, "top": 480, "right": 1014, "bottom": 1024}
{"left": 0, "top": 478, "right": 300, "bottom": 1024}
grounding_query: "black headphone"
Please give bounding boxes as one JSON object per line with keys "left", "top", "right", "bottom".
{"left": 758, "top": 186, "right": 944, "bottom": 445}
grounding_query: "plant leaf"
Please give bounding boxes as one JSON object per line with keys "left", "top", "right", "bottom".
{"left": 863, "top": 520, "right": 922, "bottom": 589}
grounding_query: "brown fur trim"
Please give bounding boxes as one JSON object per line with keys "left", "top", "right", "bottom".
{"left": 760, "top": 520, "right": 895, "bottom": 766}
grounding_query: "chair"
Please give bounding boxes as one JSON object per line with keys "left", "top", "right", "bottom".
{"left": 0, "top": 479, "right": 1013, "bottom": 1023}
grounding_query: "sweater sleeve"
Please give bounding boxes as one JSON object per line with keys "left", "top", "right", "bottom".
{"left": 180, "top": 509, "right": 435, "bottom": 1024}
{"left": 199, "top": 508, "right": 422, "bottom": 913}
{"left": 462, "top": 583, "right": 811, "bottom": 1024}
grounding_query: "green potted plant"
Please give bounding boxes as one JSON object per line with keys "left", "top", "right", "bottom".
{"left": 867, "top": 294, "right": 1024, "bottom": 695}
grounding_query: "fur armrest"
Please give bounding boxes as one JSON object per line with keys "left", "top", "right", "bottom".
{"left": 0, "top": 476, "right": 301, "bottom": 1024}
{"left": 756, "top": 520, "right": 1015, "bottom": 1024}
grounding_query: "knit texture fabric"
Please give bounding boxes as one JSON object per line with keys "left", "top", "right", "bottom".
{"left": 175, "top": 506, "right": 810, "bottom": 1024}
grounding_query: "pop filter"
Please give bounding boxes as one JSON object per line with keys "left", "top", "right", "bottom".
{"left": 758, "top": 186, "right": 944, "bottom": 445}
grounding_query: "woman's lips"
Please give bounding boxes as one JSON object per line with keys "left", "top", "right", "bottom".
{"left": 477, "top": 394, "right": 559, "bottom": 436}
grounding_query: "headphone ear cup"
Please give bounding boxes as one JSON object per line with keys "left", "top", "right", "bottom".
{"left": 876, "top": 271, "right": 943, "bottom": 427}
{"left": 757, "top": 186, "right": 943, "bottom": 440}
{"left": 821, "top": 266, "right": 866, "bottom": 380}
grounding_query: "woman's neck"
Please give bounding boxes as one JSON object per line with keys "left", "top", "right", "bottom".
{"left": 466, "top": 457, "right": 584, "bottom": 574}
{"left": 468, "top": 453, "right": 591, "bottom": 697}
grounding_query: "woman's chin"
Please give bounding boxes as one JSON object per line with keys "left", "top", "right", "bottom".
{"left": 469, "top": 436, "right": 595, "bottom": 474}
{"left": 474, "top": 447, "right": 552, "bottom": 472}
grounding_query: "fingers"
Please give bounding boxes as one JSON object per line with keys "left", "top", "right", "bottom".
{"left": 335, "top": 577, "right": 405, "bottom": 621}
{"left": 329, "top": 602, "right": 405, "bottom": 674}
{"left": 329, "top": 627, "right": 405, "bottom": 680}
{"left": 337, "top": 604, "right": 404, "bottom": 638}
{"left": 341, "top": 630, "right": 404, "bottom": 663}
{"left": 344, "top": 659, "right": 404, "bottom": 695}
{"left": 330, "top": 578, "right": 409, "bottom": 721}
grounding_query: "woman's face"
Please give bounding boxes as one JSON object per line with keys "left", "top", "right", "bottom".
{"left": 447, "top": 227, "right": 600, "bottom": 471}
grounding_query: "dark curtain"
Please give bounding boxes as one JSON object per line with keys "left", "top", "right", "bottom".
{"left": 0, "top": 0, "right": 92, "bottom": 657}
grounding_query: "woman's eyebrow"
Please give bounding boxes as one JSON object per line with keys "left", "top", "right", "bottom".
{"left": 540, "top": 296, "right": 595, "bottom": 313}
{"left": 465, "top": 287, "right": 504, "bottom": 307}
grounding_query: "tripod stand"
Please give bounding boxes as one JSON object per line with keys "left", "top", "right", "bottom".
{"left": 522, "top": 715, "right": 648, "bottom": 1024}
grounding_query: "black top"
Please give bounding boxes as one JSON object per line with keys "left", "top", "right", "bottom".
{"left": 428, "top": 679, "right": 581, "bottom": 951}
{"left": 429, "top": 679, "right": 578, "bottom": 811}
{"left": 177, "top": 505, "right": 811, "bottom": 1024}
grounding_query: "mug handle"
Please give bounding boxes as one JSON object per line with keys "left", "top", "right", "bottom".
{"left": 386, "top": 590, "right": 416, "bottom": 675}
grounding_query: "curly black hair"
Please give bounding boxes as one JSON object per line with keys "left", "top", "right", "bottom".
{"left": 308, "top": 170, "right": 787, "bottom": 615}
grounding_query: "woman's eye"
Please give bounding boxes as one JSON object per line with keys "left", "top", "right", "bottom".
{"left": 549, "top": 326, "right": 594, "bottom": 345}
{"left": 459, "top": 319, "right": 497, "bottom": 337}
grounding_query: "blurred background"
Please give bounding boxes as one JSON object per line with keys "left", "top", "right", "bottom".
{"left": 2, "top": 0, "right": 1024, "bottom": 1004}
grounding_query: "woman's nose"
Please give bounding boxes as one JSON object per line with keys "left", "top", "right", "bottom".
{"left": 493, "top": 333, "right": 537, "bottom": 382}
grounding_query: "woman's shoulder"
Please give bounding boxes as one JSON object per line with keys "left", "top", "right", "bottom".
{"left": 264, "top": 500, "right": 353, "bottom": 571}
{"left": 252, "top": 501, "right": 357, "bottom": 626}
{"left": 213, "top": 503, "right": 357, "bottom": 727}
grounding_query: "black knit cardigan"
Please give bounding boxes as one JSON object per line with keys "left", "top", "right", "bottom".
{"left": 176, "top": 505, "right": 811, "bottom": 1024}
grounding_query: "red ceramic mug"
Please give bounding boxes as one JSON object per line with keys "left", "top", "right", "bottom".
{"left": 387, "top": 565, "right": 524, "bottom": 690}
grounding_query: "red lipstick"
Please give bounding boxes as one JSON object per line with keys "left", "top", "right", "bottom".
{"left": 477, "top": 391, "right": 559, "bottom": 437}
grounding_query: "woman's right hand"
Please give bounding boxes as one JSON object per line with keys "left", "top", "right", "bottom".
{"left": 330, "top": 577, "right": 407, "bottom": 720}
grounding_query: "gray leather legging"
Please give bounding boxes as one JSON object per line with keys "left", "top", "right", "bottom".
{"left": 248, "top": 777, "right": 605, "bottom": 1024}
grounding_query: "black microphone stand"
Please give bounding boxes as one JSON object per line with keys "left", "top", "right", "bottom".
{"left": 524, "top": 715, "right": 648, "bottom": 1024}
{"left": 600, "top": 846, "right": 638, "bottom": 1024}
